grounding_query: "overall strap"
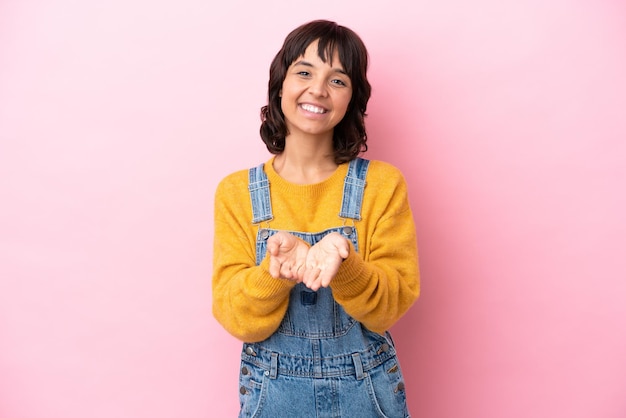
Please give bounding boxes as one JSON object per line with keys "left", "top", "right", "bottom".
{"left": 248, "top": 158, "right": 369, "bottom": 223}
{"left": 248, "top": 163, "right": 273, "bottom": 224}
{"left": 339, "top": 157, "right": 370, "bottom": 220}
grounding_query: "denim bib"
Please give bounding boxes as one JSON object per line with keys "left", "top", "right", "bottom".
{"left": 238, "top": 158, "right": 410, "bottom": 418}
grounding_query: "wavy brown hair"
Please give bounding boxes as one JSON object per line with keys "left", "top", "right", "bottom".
{"left": 260, "top": 20, "right": 371, "bottom": 164}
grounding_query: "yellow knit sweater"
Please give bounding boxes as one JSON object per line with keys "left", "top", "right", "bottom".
{"left": 212, "top": 157, "right": 420, "bottom": 343}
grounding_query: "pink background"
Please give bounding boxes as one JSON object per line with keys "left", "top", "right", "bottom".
{"left": 1, "top": 1, "right": 625, "bottom": 417}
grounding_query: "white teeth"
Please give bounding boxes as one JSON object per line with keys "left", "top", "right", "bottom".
{"left": 301, "top": 104, "right": 326, "bottom": 114}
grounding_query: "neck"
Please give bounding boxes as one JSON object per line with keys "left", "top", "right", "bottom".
{"left": 273, "top": 135, "right": 337, "bottom": 184}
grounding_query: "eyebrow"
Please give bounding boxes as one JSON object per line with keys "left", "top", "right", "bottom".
{"left": 293, "top": 60, "right": 347, "bottom": 75}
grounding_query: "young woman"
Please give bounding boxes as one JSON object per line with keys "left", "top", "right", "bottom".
{"left": 212, "top": 19, "right": 420, "bottom": 418}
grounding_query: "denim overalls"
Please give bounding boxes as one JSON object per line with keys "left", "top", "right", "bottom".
{"left": 239, "top": 158, "right": 410, "bottom": 418}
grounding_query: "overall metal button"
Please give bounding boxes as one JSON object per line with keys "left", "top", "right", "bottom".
{"left": 239, "top": 386, "right": 247, "bottom": 395}
{"left": 245, "top": 346, "right": 257, "bottom": 356}
{"left": 241, "top": 366, "right": 249, "bottom": 375}
{"left": 260, "top": 229, "right": 270, "bottom": 240}
{"left": 377, "top": 343, "right": 390, "bottom": 354}
{"left": 395, "top": 381, "right": 405, "bottom": 392}
{"left": 342, "top": 226, "right": 353, "bottom": 235}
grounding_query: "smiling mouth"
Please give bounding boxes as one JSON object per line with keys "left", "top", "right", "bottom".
{"left": 300, "top": 104, "right": 327, "bottom": 114}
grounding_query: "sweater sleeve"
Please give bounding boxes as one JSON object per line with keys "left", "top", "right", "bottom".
{"left": 211, "top": 174, "right": 296, "bottom": 343}
{"left": 329, "top": 167, "right": 420, "bottom": 334}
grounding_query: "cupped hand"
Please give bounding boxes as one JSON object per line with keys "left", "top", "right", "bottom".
{"left": 301, "top": 232, "right": 350, "bottom": 291}
{"left": 267, "top": 231, "right": 310, "bottom": 281}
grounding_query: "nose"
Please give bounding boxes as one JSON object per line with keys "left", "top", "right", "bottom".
{"left": 308, "top": 77, "right": 328, "bottom": 97}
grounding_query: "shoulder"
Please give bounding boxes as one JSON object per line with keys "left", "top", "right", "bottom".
{"left": 363, "top": 159, "right": 407, "bottom": 185}
{"left": 360, "top": 159, "right": 413, "bottom": 219}
{"left": 215, "top": 168, "right": 249, "bottom": 194}
{"left": 214, "top": 161, "right": 268, "bottom": 200}
{"left": 216, "top": 159, "right": 270, "bottom": 188}
{"left": 360, "top": 159, "right": 411, "bottom": 207}
{"left": 213, "top": 164, "right": 265, "bottom": 221}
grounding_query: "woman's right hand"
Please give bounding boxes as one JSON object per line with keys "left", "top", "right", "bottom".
{"left": 267, "top": 231, "right": 310, "bottom": 281}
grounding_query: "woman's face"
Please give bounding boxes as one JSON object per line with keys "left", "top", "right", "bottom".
{"left": 280, "top": 40, "right": 353, "bottom": 139}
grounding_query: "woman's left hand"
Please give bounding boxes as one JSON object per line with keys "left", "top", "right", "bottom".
{"left": 301, "top": 232, "right": 349, "bottom": 291}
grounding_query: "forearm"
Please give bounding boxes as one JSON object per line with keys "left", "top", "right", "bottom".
{"left": 330, "top": 206, "right": 420, "bottom": 333}
{"left": 331, "top": 249, "right": 419, "bottom": 333}
{"left": 212, "top": 255, "right": 296, "bottom": 342}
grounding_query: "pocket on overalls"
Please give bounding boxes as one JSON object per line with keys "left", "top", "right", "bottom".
{"left": 238, "top": 361, "right": 268, "bottom": 418}
{"left": 366, "top": 356, "right": 410, "bottom": 418}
